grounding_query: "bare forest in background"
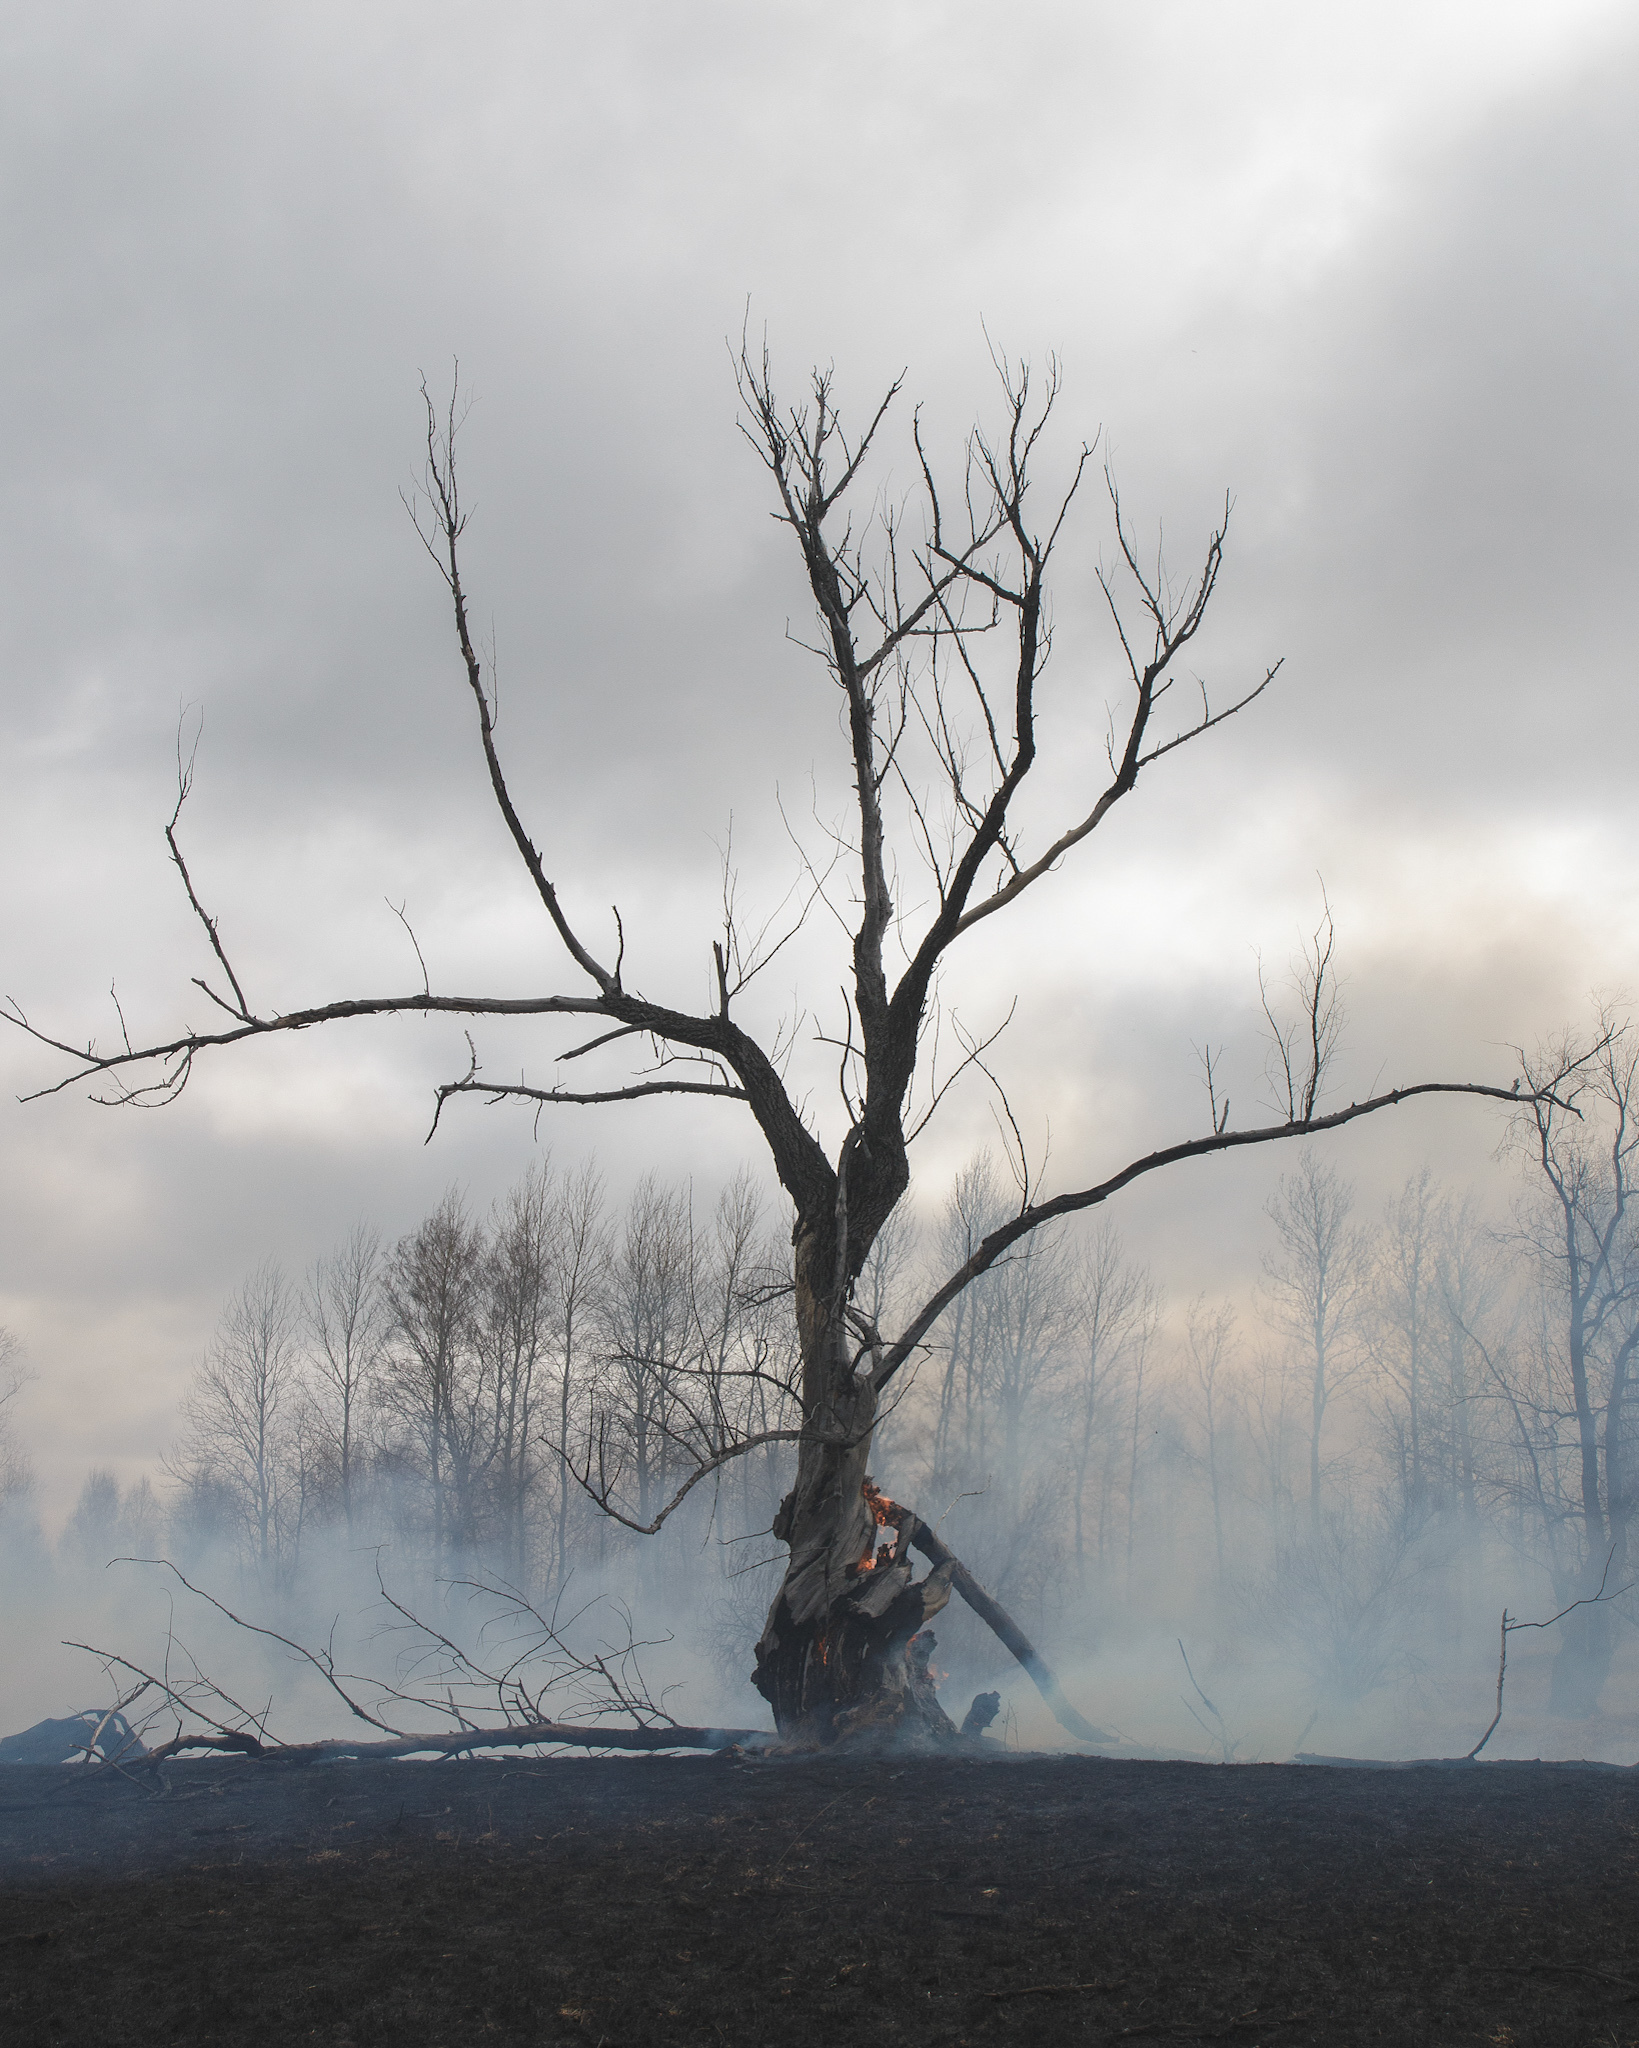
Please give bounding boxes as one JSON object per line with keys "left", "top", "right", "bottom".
{"left": 15, "top": 1009, "right": 1639, "bottom": 1742}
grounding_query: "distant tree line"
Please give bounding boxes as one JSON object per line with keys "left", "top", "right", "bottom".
{"left": 36, "top": 1015, "right": 1639, "bottom": 1718}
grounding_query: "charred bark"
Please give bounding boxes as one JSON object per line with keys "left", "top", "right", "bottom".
{"left": 750, "top": 1230, "right": 959, "bottom": 1747}
{"left": 751, "top": 1491, "right": 957, "bottom": 1750}
{"left": 752, "top": 1367, "right": 1114, "bottom": 1748}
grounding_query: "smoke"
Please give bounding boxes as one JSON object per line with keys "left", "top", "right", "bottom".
{"left": 11, "top": 1001, "right": 1639, "bottom": 1770}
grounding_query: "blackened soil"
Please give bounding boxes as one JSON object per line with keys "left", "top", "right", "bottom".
{"left": 3, "top": 1753, "right": 1638, "bottom": 2046}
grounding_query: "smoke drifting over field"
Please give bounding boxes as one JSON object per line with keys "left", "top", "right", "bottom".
{"left": 9, "top": 1096, "right": 1639, "bottom": 1765}
{"left": 3, "top": 5, "right": 1639, "bottom": 1760}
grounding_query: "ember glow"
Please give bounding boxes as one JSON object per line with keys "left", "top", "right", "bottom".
{"left": 858, "top": 1479, "right": 902, "bottom": 1572}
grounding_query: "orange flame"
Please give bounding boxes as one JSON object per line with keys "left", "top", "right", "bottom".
{"left": 863, "top": 1477, "right": 899, "bottom": 1527}
{"left": 857, "top": 1478, "right": 904, "bottom": 1571}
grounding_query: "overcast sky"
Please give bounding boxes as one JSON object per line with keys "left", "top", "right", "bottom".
{"left": 2, "top": 1, "right": 1636, "bottom": 1521}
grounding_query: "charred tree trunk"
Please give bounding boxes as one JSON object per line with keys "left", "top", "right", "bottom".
{"left": 751, "top": 1220, "right": 959, "bottom": 1748}
{"left": 751, "top": 1218, "right": 1112, "bottom": 1750}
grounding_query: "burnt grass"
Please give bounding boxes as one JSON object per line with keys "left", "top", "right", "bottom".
{"left": 3, "top": 1752, "right": 1639, "bottom": 2045}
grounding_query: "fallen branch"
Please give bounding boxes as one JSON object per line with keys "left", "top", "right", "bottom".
{"left": 1178, "top": 1640, "right": 1239, "bottom": 1762}
{"left": 895, "top": 1504, "right": 1114, "bottom": 1745}
{"left": 137, "top": 1718, "right": 766, "bottom": 1764}
{"left": 1468, "top": 1551, "right": 1633, "bottom": 1761}
{"left": 67, "top": 1559, "right": 774, "bottom": 1772}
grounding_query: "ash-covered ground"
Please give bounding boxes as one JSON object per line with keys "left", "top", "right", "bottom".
{"left": 3, "top": 1751, "right": 1638, "bottom": 2045}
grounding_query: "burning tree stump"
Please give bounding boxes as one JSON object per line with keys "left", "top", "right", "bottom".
{"left": 754, "top": 1474, "right": 1108, "bottom": 1751}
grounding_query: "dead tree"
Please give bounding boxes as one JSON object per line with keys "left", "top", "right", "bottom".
{"left": 304, "top": 1222, "right": 387, "bottom": 1541}
{"left": 0, "top": 1326, "right": 34, "bottom": 1510}
{"left": 1261, "top": 1152, "right": 1372, "bottom": 1534}
{"left": 5, "top": 346, "right": 1577, "bottom": 1748}
{"left": 67, "top": 1561, "right": 765, "bottom": 1763}
{"left": 170, "top": 1261, "right": 303, "bottom": 1584}
{"left": 1506, "top": 1012, "right": 1639, "bottom": 1715}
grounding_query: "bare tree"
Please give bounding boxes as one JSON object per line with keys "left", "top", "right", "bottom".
{"left": 1182, "top": 1299, "right": 1238, "bottom": 1590}
{"left": 59, "top": 1467, "right": 123, "bottom": 1569}
{"left": 0, "top": 1328, "right": 32, "bottom": 1512}
{"left": 5, "top": 346, "right": 1566, "bottom": 1746}
{"left": 1262, "top": 1154, "right": 1373, "bottom": 1534}
{"left": 60, "top": 1467, "right": 163, "bottom": 1569}
{"left": 1064, "top": 1223, "right": 1152, "bottom": 1591}
{"left": 923, "top": 1151, "right": 1074, "bottom": 1592}
{"left": 1505, "top": 1012, "right": 1639, "bottom": 1714}
{"left": 171, "top": 1263, "right": 303, "bottom": 1583}
{"left": 594, "top": 1176, "right": 699, "bottom": 1568}
{"left": 1123, "top": 1296, "right": 1160, "bottom": 1607}
{"left": 1367, "top": 1170, "right": 1441, "bottom": 1526}
{"left": 938, "top": 1189, "right": 1074, "bottom": 1622}
{"left": 682, "top": 1172, "right": 802, "bottom": 1566}
{"left": 379, "top": 1190, "right": 490, "bottom": 1562}
{"left": 304, "top": 1223, "right": 386, "bottom": 1538}
{"left": 480, "top": 1166, "right": 557, "bottom": 1581}
{"left": 928, "top": 1153, "right": 1004, "bottom": 1488}
{"left": 546, "top": 1160, "right": 610, "bottom": 1593}
{"left": 1241, "top": 1344, "right": 1302, "bottom": 1538}
{"left": 1431, "top": 1195, "right": 1504, "bottom": 1528}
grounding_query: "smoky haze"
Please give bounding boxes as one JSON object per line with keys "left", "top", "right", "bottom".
{"left": 2, "top": 2, "right": 1637, "bottom": 1760}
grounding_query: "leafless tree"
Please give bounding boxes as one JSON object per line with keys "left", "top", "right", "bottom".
{"left": 72, "top": 1559, "right": 764, "bottom": 1764}
{"left": 1504, "top": 1010, "right": 1639, "bottom": 1713}
{"left": 1123, "top": 1294, "right": 1161, "bottom": 1607}
{"left": 1241, "top": 1344, "right": 1303, "bottom": 1539}
{"left": 681, "top": 1172, "right": 802, "bottom": 1563}
{"left": 171, "top": 1262, "right": 304, "bottom": 1582}
{"left": 574, "top": 1172, "right": 802, "bottom": 1583}
{"left": 0, "top": 1328, "right": 32, "bottom": 1512}
{"left": 304, "top": 1222, "right": 387, "bottom": 1538}
{"left": 480, "top": 1166, "right": 556, "bottom": 1581}
{"left": 60, "top": 1467, "right": 164, "bottom": 1568}
{"left": 59, "top": 1467, "right": 122, "bottom": 1569}
{"left": 925, "top": 1152, "right": 1073, "bottom": 1560}
{"left": 592, "top": 1176, "right": 699, "bottom": 1570}
{"left": 1182, "top": 1299, "right": 1238, "bottom": 1590}
{"left": 1262, "top": 1154, "right": 1373, "bottom": 1534}
{"left": 5, "top": 345, "right": 1569, "bottom": 1746}
{"left": 546, "top": 1160, "right": 611, "bottom": 1592}
{"left": 1367, "top": 1170, "right": 1442, "bottom": 1526}
{"left": 928, "top": 1153, "right": 1005, "bottom": 1488}
{"left": 379, "top": 1190, "right": 491, "bottom": 1561}
{"left": 1064, "top": 1224, "right": 1153, "bottom": 1591}
{"left": 1263, "top": 1502, "right": 1431, "bottom": 1707}
{"left": 893, "top": 1157, "right": 1097, "bottom": 1635}
{"left": 1431, "top": 1196, "right": 1505, "bottom": 1529}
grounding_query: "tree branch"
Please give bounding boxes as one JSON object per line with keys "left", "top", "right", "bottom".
{"left": 565, "top": 1425, "right": 805, "bottom": 1536}
{"left": 876, "top": 1078, "right": 1575, "bottom": 1388}
{"left": 407, "top": 374, "right": 618, "bottom": 997}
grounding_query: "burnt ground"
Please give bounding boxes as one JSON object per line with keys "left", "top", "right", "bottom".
{"left": 2, "top": 1752, "right": 1639, "bottom": 2046}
